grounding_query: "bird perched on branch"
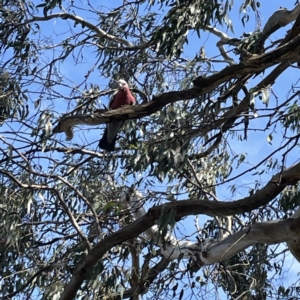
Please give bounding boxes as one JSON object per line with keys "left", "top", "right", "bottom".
{"left": 99, "top": 79, "right": 136, "bottom": 151}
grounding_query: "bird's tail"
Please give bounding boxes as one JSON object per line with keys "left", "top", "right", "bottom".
{"left": 99, "top": 129, "right": 117, "bottom": 152}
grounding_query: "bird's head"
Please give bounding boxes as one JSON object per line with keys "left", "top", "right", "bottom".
{"left": 118, "top": 79, "right": 129, "bottom": 90}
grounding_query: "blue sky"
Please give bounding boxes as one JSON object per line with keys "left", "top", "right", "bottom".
{"left": 33, "top": 0, "right": 300, "bottom": 292}
{"left": 2, "top": 0, "right": 300, "bottom": 298}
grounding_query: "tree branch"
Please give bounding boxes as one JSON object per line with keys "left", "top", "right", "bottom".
{"left": 60, "top": 161, "right": 300, "bottom": 300}
{"left": 30, "top": 13, "right": 133, "bottom": 47}
{"left": 262, "top": 5, "right": 300, "bottom": 38}
{"left": 53, "top": 33, "right": 300, "bottom": 140}
{"left": 202, "top": 217, "right": 300, "bottom": 264}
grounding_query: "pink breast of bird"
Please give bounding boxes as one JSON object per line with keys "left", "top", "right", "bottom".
{"left": 110, "top": 87, "right": 135, "bottom": 110}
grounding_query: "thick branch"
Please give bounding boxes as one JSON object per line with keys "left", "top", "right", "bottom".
{"left": 202, "top": 217, "right": 300, "bottom": 264}
{"left": 60, "top": 211, "right": 155, "bottom": 300}
{"left": 53, "top": 33, "right": 300, "bottom": 140}
{"left": 60, "top": 162, "right": 300, "bottom": 300}
{"left": 286, "top": 207, "right": 300, "bottom": 262}
{"left": 149, "top": 162, "right": 300, "bottom": 219}
{"left": 262, "top": 5, "right": 300, "bottom": 38}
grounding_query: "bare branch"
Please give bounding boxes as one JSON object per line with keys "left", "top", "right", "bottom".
{"left": 262, "top": 4, "right": 300, "bottom": 38}
{"left": 28, "top": 13, "right": 150, "bottom": 49}
{"left": 202, "top": 217, "right": 300, "bottom": 264}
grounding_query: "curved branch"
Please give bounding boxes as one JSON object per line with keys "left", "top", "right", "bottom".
{"left": 262, "top": 5, "right": 300, "bottom": 38}
{"left": 201, "top": 216, "right": 300, "bottom": 264}
{"left": 60, "top": 162, "right": 300, "bottom": 300}
{"left": 28, "top": 13, "right": 149, "bottom": 49}
{"left": 53, "top": 33, "right": 300, "bottom": 140}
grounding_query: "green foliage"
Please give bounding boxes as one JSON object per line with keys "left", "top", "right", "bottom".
{"left": 0, "top": 0, "right": 299, "bottom": 299}
{"left": 151, "top": 0, "right": 222, "bottom": 57}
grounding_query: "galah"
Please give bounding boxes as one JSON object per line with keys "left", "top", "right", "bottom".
{"left": 99, "top": 79, "right": 136, "bottom": 151}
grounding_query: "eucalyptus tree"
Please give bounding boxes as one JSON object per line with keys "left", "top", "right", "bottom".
{"left": 1, "top": 0, "right": 300, "bottom": 299}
